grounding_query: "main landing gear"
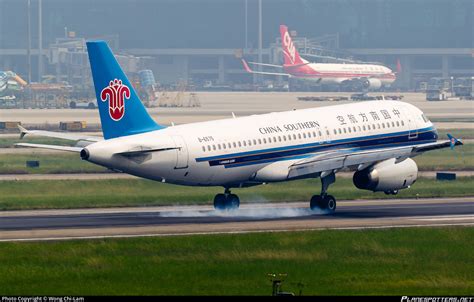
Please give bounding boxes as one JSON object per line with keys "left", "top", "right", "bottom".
{"left": 310, "top": 172, "right": 337, "bottom": 214}
{"left": 214, "top": 188, "right": 240, "bottom": 211}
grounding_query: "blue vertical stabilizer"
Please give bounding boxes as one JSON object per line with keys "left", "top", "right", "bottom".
{"left": 86, "top": 41, "right": 164, "bottom": 139}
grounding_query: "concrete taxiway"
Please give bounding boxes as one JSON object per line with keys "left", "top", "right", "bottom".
{"left": 0, "top": 197, "right": 473, "bottom": 242}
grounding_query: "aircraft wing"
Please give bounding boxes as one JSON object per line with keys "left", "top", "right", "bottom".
{"left": 18, "top": 125, "right": 103, "bottom": 142}
{"left": 241, "top": 59, "right": 290, "bottom": 77}
{"left": 287, "top": 135, "right": 462, "bottom": 179}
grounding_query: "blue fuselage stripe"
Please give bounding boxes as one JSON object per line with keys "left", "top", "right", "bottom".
{"left": 195, "top": 126, "right": 437, "bottom": 168}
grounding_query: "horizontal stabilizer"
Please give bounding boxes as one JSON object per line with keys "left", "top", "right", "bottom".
{"left": 15, "top": 143, "right": 83, "bottom": 153}
{"left": 241, "top": 59, "right": 290, "bottom": 77}
{"left": 18, "top": 125, "right": 102, "bottom": 142}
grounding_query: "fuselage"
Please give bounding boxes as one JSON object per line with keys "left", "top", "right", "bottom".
{"left": 85, "top": 101, "right": 436, "bottom": 188}
{"left": 284, "top": 62, "right": 396, "bottom": 86}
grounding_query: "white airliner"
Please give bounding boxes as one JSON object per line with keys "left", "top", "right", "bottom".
{"left": 243, "top": 25, "right": 398, "bottom": 90}
{"left": 16, "top": 41, "right": 461, "bottom": 213}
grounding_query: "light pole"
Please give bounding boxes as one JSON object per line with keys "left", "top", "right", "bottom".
{"left": 38, "top": 0, "right": 43, "bottom": 83}
{"left": 258, "top": 0, "right": 263, "bottom": 83}
{"left": 244, "top": 0, "right": 248, "bottom": 50}
{"left": 27, "top": 0, "right": 31, "bottom": 84}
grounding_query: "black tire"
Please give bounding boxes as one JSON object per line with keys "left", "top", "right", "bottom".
{"left": 88, "top": 102, "right": 95, "bottom": 109}
{"left": 213, "top": 194, "right": 226, "bottom": 211}
{"left": 227, "top": 194, "right": 240, "bottom": 211}
{"left": 324, "top": 195, "right": 337, "bottom": 213}
{"left": 310, "top": 195, "right": 323, "bottom": 211}
{"left": 69, "top": 101, "right": 76, "bottom": 109}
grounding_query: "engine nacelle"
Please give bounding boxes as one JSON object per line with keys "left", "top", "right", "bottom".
{"left": 353, "top": 158, "right": 418, "bottom": 193}
{"left": 362, "top": 78, "right": 383, "bottom": 90}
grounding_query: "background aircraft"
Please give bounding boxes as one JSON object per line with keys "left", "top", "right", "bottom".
{"left": 243, "top": 25, "right": 398, "bottom": 91}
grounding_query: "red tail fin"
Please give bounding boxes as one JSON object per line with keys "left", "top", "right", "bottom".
{"left": 280, "top": 25, "right": 305, "bottom": 65}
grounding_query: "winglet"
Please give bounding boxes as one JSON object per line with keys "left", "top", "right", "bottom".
{"left": 447, "top": 134, "right": 463, "bottom": 149}
{"left": 18, "top": 125, "right": 28, "bottom": 139}
{"left": 241, "top": 59, "right": 253, "bottom": 73}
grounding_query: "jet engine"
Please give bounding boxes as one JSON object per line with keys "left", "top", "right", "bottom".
{"left": 353, "top": 158, "right": 418, "bottom": 194}
{"left": 362, "top": 78, "right": 382, "bottom": 90}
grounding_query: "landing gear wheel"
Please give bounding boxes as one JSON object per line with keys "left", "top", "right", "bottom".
{"left": 227, "top": 194, "right": 240, "bottom": 211}
{"left": 324, "top": 195, "right": 336, "bottom": 213}
{"left": 213, "top": 193, "right": 240, "bottom": 211}
{"left": 213, "top": 194, "right": 226, "bottom": 211}
{"left": 310, "top": 195, "right": 323, "bottom": 211}
{"left": 309, "top": 195, "right": 336, "bottom": 213}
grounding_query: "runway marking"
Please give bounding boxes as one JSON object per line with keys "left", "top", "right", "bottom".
{"left": 410, "top": 215, "right": 474, "bottom": 221}
{"left": 1, "top": 222, "right": 473, "bottom": 243}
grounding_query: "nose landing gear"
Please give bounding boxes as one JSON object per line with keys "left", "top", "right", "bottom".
{"left": 213, "top": 188, "right": 240, "bottom": 211}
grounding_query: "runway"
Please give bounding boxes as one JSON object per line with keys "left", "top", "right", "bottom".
{"left": 0, "top": 197, "right": 473, "bottom": 242}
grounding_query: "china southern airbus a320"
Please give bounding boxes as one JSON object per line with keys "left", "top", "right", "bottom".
{"left": 16, "top": 41, "right": 462, "bottom": 213}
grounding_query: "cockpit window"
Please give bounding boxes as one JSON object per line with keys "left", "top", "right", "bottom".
{"left": 421, "top": 114, "right": 430, "bottom": 123}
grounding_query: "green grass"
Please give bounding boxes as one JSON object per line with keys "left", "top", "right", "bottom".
{"left": 413, "top": 142, "right": 474, "bottom": 171}
{"left": 1, "top": 177, "right": 473, "bottom": 210}
{"left": 0, "top": 227, "right": 473, "bottom": 295}
{"left": 437, "top": 129, "right": 474, "bottom": 139}
{"left": 0, "top": 136, "right": 75, "bottom": 148}
{"left": 0, "top": 153, "right": 107, "bottom": 174}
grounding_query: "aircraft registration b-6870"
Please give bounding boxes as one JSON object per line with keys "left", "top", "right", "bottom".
{"left": 16, "top": 41, "right": 462, "bottom": 213}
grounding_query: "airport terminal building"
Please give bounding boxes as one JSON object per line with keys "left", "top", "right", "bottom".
{"left": 0, "top": 0, "right": 472, "bottom": 90}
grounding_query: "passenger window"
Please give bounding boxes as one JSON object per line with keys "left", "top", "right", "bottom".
{"left": 263, "top": 138, "right": 267, "bottom": 144}
{"left": 233, "top": 142, "right": 237, "bottom": 148}
{"left": 326, "top": 130, "right": 330, "bottom": 136}
{"left": 391, "top": 121, "right": 395, "bottom": 127}
{"left": 288, "top": 135, "right": 292, "bottom": 141}
{"left": 248, "top": 140, "right": 252, "bottom": 146}
{"left": 283, "top": 136, "right": 287, "bottom": 141}
{"left": 348, "top": 127, "right": 351, "bottom": 133}
{"left": 207, "top": 145, "right": 211, "bottom": 151}
{"left": 303, "top": 133, "right": 307, "bottom": 139}
{"left": 298, "top": 134, "right": 301, "bottom": 139}
{"left": 363, "top": 125, "right": 366, "bottom": 131}
{"left": 396, "top": 121, "right": 400, "bottom": 127}
{"left": 243, "top": 141, "right": 247, "bottom": 146}
{"left": 218, "top": 144, "right": 222, "bottom": 150}
{"left": 382, "top": 123, "right": 385, "bottom": 128}
{"left": 343, "top": 128, "right": 347, "bottom": 133}
{"left": 333, "top": 129, "right": 337, "bottom": 135}
{"left": 401, "top": 121, "right": 405, "bottom": 126}
{"left": 202, "top": 146, "right": 206, "bottom": 152}
{"left": 253, "top": 139, "right": 257, "bottom": 145}
{"left": 212, "top": 145, "right": 216, "bottom": 150}
{"left": 377, "top": 124, "right": 380, "bottom": 129}
{"left": 228, "top": 143, "right": 232, "bottom": 149}
{"left": 223, "top": 144, "right": 226, "bottom": 149}
{"left": 292, "top": 134, "right": 297, "bottom": 140}
{"left": 278, "top": 136, "right": 282, "bottom": 142}
{"left": 238, "top": 141, "right": 242, "bottom": 147}
{"left": 258, "top": 139, "right": 262, "bottom": 144}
